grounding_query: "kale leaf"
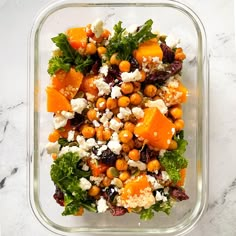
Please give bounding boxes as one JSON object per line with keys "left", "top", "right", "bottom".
{"left": 106, "top": 19, "right": 157, "bottom": 60}
{"left": 139, "top": 200, "right": 173, "bottom": 220}
{"left": 159, "top": 131, "right": 188, "bottom": 183}
{"left": 48, "top": 33, "right": 94, "bottom": 75}
{"left": 50, "top": 152, "right": 93, "bottom": 216}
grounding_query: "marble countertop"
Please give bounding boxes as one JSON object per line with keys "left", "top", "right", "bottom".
{"left": 0, "top": 0, "right": 236, "bottom": 235}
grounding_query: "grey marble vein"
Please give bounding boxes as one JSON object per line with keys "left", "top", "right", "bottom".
{"left": 0, "top": 167, "right": 18, "bottom": 190}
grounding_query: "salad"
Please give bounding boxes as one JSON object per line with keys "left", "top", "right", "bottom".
{"left": 45, "top": 19, "right": 189, "bottom": 220}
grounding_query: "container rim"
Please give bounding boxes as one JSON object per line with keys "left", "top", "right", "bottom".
{"left": 27, "top": 0, "right": 209, "bottom": 235}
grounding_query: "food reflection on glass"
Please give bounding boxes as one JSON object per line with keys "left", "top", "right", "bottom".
{"left": 45, "top": 18, "right": 189, "bottom": 220}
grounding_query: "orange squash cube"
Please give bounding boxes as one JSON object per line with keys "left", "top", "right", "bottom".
{"left": 133, "top": 38, "right": 163, "bottom": 65}
{"left": 46, "top": 87, "right": 72, "bottom": 112}
{"left": 134, "top": 107, "right": 175, "bottom": 149}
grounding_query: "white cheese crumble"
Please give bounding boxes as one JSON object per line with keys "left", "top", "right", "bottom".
{"left": 159, "top": 149, "right": 166, "bottom": 157}
{"left": 97, "top": 197, "right": 109, "bottom": 213}
{"left": 109, "top": 118, "right": 123, "bottom": 132}
{"left": 79, "top": 177, "right": 92, "bottom": 191}
{"left": 155, "top": 190, "right": 167, "bottom": 202}
{"left": 100, "top": 109, "right": 113, "bottom": 128}
{"left": 121, "top": 69, "right": 142, "bottom": 82}
{"left": 67, "top": 130, "right": 75, "bottom": 142}
{"left": 97, "top": 144, "right": 108, "bottom": 156}
{"left": 46, "top": 141, "right": 60, "bottom": 154}
{"left": 167, "top": 76, "right": 179, "bottom": 88}
{"left": 53, "top": 113, "right": 68, "bottom": 129}
{"left": 147, "top": 175, "right": 164, "bottom": 190}
{"left": 117, "top": 107, "right": 132, "bottom": 120}
{"left": 99, "top": 64, "right": 109, "bottom": 76}
{"left": 107, "top": 132, "right": 122, "bottom": 155}
{"left": 86, "top": 93, "right": 96, "bottom": 102}
{"left": 145, "top": 99, "right": 168, "bottom": 114}
{"left": 127, "top": 160, "right": 146, "bottom": 171}
{"left": 90, "top": 176, "right": 104, "bottom": 186}
{"left": 61, "top": 111, "right": 75, "bottom": 119}
{"left": 165, "top": 34, "right": 180, "bottom": 48}
{"left": 94, "top": 78, "right": 111, "bottom": 96}
{"left": 91, "top": 18, "right": 104, "bottom": 38}
{"left": 93, "top": 120, "right": 101, "bottom": 127}
{"left": 132, "top": 107, "right": 144, "bottom": 119}
{"left": 82, "top": 163, "right": 90, "bottom": 171}
{"left": 71, "top": 98, "right": 88, "bottom": 114}
{"left": 161, "top": 171, "right": 170, "bottom": 182}
{"left": 111, "top": 86, "right": 122, "bottom": 99}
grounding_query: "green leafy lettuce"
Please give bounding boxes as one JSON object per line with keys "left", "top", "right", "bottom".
{"left": 159, "top": 131, "right": 188, "bottom": 183}
{"left": 48, "top": 33, "right": 94, "bottom": 75}
{"left": 50, "top": 152, "right": 96, "bottom": 215}
{"left": 106, "top": 19, "right": 157, "bottom": 60}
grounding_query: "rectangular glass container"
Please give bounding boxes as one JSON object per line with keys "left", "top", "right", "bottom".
{"left": 28, "top": 0, "right": 209, "bottom": 235}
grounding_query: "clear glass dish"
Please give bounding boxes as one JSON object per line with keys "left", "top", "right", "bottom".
{"left": 28, "top": 0, "right": 209, "bottom": 235}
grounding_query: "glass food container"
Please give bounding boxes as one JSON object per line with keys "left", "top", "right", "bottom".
{"left": 28, "top": 0, "right": 209, "bottom": 235}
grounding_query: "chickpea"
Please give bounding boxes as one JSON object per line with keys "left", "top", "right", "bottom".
{"left": 97, "top": 46, "right": 107, "bottom": 58}
{"left": 106, "top": 97, "right": 118, "bottom": 110}
{"left": 81, "top": 126, "right": 95, "bottom": 138}
{"left": 133, "top": 82, "right": 141, "bottom": 92}
{"left": 168, "top": 139, "right": 178, "bottom": 150}
{"left": 121, "top": 82, "right": 134, "bottom": 94}
{"left": 88, "top": 185, "right": 100, "bottom": 197}
{"left": 144, "top": 84, "right": 158, "bottom": 97}
{"left": 128, "top": 149, "right": 140, "bottom": 161}
{"left": 147, "top": 159, "right": 161, "bottom": 172}
{"left": 174, "top": 119, "right": 184, "bottom": 131}
{"left": 130, "top": 92, "right": 142, "bottom": 105}
{"left": 115, "top": 158, "right": 128, "bottom": 171}
{"left": 118, "top": 96, "right": 130, "bottom": 107}
{"left": 102, "top": 129, "right": 112, "bottom": 141}
{"left": 122, "top": 143, "right": 131, "bottom": 153}
{"left": 110, "top": 53, "right": 121, "bottom": 65}
{"left": 124, "top": 121, "right": 135, "bottom": 133}
{"left": 119, "top": 130, "right": 133, "bottom": 143}
{"left": 119, "top": 60, "right": 131, "bottom": 72}
{"left": 169, "top": 106, "right": 183, "bottom": 119}
{"left": 119, "top": 171, "right": 131, "bottom": 182}
{"left": 102, "top": 176, "right": 111, "bottom": 187}
{"left": 87, "top": 109, "right": 98, "bottom": 121}
{"left": 96, "top": 97, "right": 106, "bottom": 111}
{"left": 85, "top": 42, "right": 97, "bottom": 55}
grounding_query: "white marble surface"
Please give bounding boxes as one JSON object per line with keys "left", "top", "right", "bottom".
{"left": 1, "top": 0, "right": 236, "bottom": 235}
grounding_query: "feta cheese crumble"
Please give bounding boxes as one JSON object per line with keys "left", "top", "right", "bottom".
{"left": 145, "top": 99, "right": 168, "bottom": 114}
{"left": 91, "top": 19, "right": 104, "bottom": 38}
{"left": 71, "top": 98, "right": 88, "bottom": 114}
{"left": 127, "top": 160, "right": 146, "bottom": 171}
{"left": 107, "top": 132, "right": 122, "bottom": 155}
{"left": 94, "top": 78, "right": 111, "bottom": 96}
{"left": 109, "top": 118, "right": 123, "bottom": 132}
{"left": 111, "top": 86, "right": 122, "bottom": 99}
{"left": 46, "top": 141, "right": 60, "bottom": 154}
{"left": 99, "top": 64, "right": 109, "bottom": 76}
{"left": 117, "top": 107, "right": 132, "bottom": 120}
{"left": 121, "top": 69, "right": 142, "bottom": 82}
{"left": 132, "top": 107, "right": 144, "bottom": 119}
{"left": 97, "top": 197, "right": 109, "bottom": 213}
{"left": 53, "top": 113, "right": 68, "bottom": 129}
{"left": 79, "top": 177, "right": 92, "bottom": 191}
{"left": 67, "top": 130, "right": 75, "bottom": 142}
